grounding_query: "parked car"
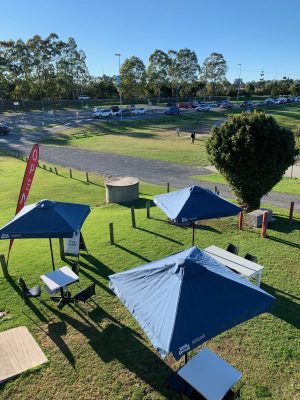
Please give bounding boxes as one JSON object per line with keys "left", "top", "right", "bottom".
{"left": 131, "top": 107, "right": 145, "bottom": 115}
{"left": 240, "top": 101, "right": 253, "bottom": 108}
{"left": 0, "top": 125, "right": 11, "bottom": 135}
{"left": 127, "top": 105, "right": 136, "bottom": 111}
{"left": 115, "top": 108, "right": 131, "bottom": 117}
{"left": 110, "top": 105, "right": 120, "bottom": 113}
{"left": 207, "top": 102, "right": 219, "bottom": 108}
{"left": 78, "top": 95, "right": 90, "bottom": 100}
{"left": 219, "top": 101, "right": 234, "bottom": 109}
{"left": 164, "top": 106, "right": 180, "bottom": 115}
{"left": 178, "top": 102, "right": 190, "bottom": 109}
{"left": 93, "top": 108, "right": 113, "bottom": 118}
{"left": 196, "top": 104, "right": 211, "bottom": 112}
{"left": 178, "top": 101, "right": 198, "bottom": 109}
{"left": 264, "top": 98, "right": 275, "bottom": 105}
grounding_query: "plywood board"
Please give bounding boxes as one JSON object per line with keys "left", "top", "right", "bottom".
{"left": 0, "top": 326, "right": 48, "bottom": 383}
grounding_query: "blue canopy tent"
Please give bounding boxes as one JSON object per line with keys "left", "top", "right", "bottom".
{"left": 109, "top": 247, "right": 274, "bottom": 362}
{"left": 0, "top": 199, "right": 90, "bottom": 270}
{"left": 154, "top": 186, "right": 241, "bottom": 245}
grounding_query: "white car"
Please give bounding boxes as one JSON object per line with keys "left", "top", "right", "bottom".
{"left": 78, "top": 95, "right": 90, "bottom": 100}
{"left": 196, "top": 104, "right": 211, "bottom": 112}
{"left": 93, "top": 108, "right": 113, "bottom": 119}
{"left": 131, "top": 108, "right": 146, "bottom": 115}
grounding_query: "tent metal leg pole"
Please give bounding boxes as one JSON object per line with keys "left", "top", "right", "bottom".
{"left": 192, "top": 223, "right": 195, "bottom": 246}
{"left": 49, "top": 238, "right": 55, "bottom": 270}
{"left": 184, "top": 353, "right": 188, "bottom": 364}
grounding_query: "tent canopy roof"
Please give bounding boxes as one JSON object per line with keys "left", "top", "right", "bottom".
{"left": 0, "top": 199, "right": 90, "bottom": 239}
{"left": 109, "top": 246, "right": 274, "bottom": 360}
{"left": 154, "top": 186, "right": 241, "bottom": 223}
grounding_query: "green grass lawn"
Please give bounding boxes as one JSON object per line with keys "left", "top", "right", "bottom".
{"left": 38, "top": 104, "right": 300, "bottom": 169}
{"left": 226, "top": 103, "right": 300, "bottom": 131}
{"left": 41, "top": 112, "right": 224, "bottom": 166}
{"left": 192, "top": 173, "right": 300, "bottom": 196}
{"left": 0, "top": 156, "right": 299, "bottom": 399}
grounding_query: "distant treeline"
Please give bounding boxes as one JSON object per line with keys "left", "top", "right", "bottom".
{"left": 1, "top": 33, "right": 300, "bottom": 101}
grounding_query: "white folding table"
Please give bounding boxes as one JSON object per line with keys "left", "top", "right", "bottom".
{"left": 41, "top": 266, "right": 79, "bottom": 305}
{"left": 177, "top": 348, "right": 242, "bottom": 400}
{"left": 204, "top": 245, "right": 264, "bottom": 286}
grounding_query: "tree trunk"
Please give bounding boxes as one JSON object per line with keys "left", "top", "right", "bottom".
{"left": 239, "top": 197, "right": 261, "bottom": 212}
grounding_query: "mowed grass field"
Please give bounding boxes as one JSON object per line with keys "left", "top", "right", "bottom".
{"left": 41, "top": 112, "right": 223, "bottom": 166}
{"left": 38, "top": 104, "right": 300, "bottom": 170}
{"left": 193, "top": 174, "right": 300, "bottom": 196}
{"left": 0, "top": 156, "right": 299, "bottom": 400}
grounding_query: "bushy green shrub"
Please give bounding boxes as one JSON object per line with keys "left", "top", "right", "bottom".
{"left": 207, "top": 112, "right": 297, "bottom": 211}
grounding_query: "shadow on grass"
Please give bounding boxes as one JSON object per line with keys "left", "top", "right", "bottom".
{"left": 195, "top": 223, "right": 221, "bottom": 234}
{"left": 120, "top": 197, "right": 154, "bottom": 210}
{"left": 261, "top": 283, "right": 300, "bottom": 329}
{"left": 136, "top": 226, "right": 184, "bottom": 245}
{"left": 76, "top": 264, "right": 113, "bottom": 296}
{"left": 268, "top": 215, "right": 300, "bottom": 234}
{"left": 6, "top": 276, "right": 48, "bottom": 323}
{"left": 266, "top": 235, "right": 300, "bottom": 250}
{"left": 115, "top": 243, "right": 151, "bottom": 263}
{"left": 43, "top": 302, "right": 177, "bottom": 399}
{"left": 70, "top": 176, "right": 105, "bottom": 188}
{"left": 48, "top": 321, "right": 76, "bottom": 367}
{"left": 80, "top": 253, "right": 115, "bottom": 280}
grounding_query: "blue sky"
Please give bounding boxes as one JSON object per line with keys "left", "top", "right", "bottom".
{"left": 1, "top": 0, "right": 300, "bottom": 82}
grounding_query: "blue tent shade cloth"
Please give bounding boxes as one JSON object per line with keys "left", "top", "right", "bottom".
{"left": 109, "top": 247, "right": 274, "bottom": 360}
{"left": 154, "top": 186, "right": 241, "bottom": 223}
{"left": 0, "top": 199, "right": 90, "bottom": 239}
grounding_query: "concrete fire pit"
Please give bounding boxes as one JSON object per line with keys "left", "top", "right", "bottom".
{"left": 105, "top": 176, "right": 139, "bottom": 204}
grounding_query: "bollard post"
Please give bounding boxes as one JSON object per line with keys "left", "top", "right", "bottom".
{"left": 261, "top": 211, "right": 268, "bottom": 238}
{"left": 214, "top": 186, "right": 218, "bottom": 194}
{"left": 131, "top": 206, "right": 136, "bottom": 228}
{"left": 167, "top": 183, "right": 170, "bottom": 193}
{"left": 146, "top": 201, "right": 151, "bottom": 218}
{"left": 43, "top": 164, "right": 46, "bottom": 170}
{"left": 59, "top": 238, "right": 65, "bottom": 260}
{"left": 0, "top": 254, "right": 9, "bottom": 278}
{"left": 238, "top": 211, "right": 243, "bottom": 231}
{"left": 109, "top": 223, "right": 114, "bottom": 245}
{"left": 69, "top": 169, "right": 72, "bottom": 178}
{"left": 54, "top": 167, "right": 58, "bottom": 175}
{"left": 49, "top": 167, "right": 53, "bottom": 173}
{"left": 288, "top": 201, "right": 294, "bottom": 224}
{"left": 86, "top": 172, "right": 89, "bottom": 183}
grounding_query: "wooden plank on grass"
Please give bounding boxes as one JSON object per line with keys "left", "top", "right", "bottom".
{"left": 0, "top": 326, "right": 48, "bottom": 383}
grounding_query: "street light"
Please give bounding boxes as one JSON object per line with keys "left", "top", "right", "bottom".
{"left": 236, "top": 63, "right": 242, "bottom": 101}
{"left": 115, "top": 53, "right": 122, "bottom": 106}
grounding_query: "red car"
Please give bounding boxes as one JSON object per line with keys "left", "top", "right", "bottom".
{"left": 178, "top": 102, "right": 198, "bottom": 109}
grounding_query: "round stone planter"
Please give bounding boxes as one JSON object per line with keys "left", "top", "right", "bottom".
{"left": 105, "top": 176, "right": 139, "bottom": 204}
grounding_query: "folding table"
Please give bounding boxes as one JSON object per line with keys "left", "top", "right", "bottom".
{"left": 41, "top": 266, "right": 79, "bottom": 306}
{"left": 175, "top": 348, "right": 242, "bottom": 400}
{"left": 204, "top": 245, "right": 264, "bottom": 286}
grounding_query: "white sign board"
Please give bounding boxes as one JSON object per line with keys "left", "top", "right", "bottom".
{"left": 14, "top": 102, "right": 19, "bottom": 106}
{"left": 63, "top": 231, "right": 80, "bottom": 256}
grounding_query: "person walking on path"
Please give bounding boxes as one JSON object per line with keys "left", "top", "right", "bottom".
{"left": 191, "top": 131, "right": 196, "bottom": 144}
{"left": 176, "top": 127, "right": 181, "bottom": 137}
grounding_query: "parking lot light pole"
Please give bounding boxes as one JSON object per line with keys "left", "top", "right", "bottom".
{"left": 115, "top": 53, "right": 122, "bottom": 106}
{"left": 237, "top": 64, "right": 242, "bottom": 102}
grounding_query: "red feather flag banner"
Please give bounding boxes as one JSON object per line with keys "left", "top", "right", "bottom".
{"left": 7, "top": 144, "right": 39, "bottom": 261}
